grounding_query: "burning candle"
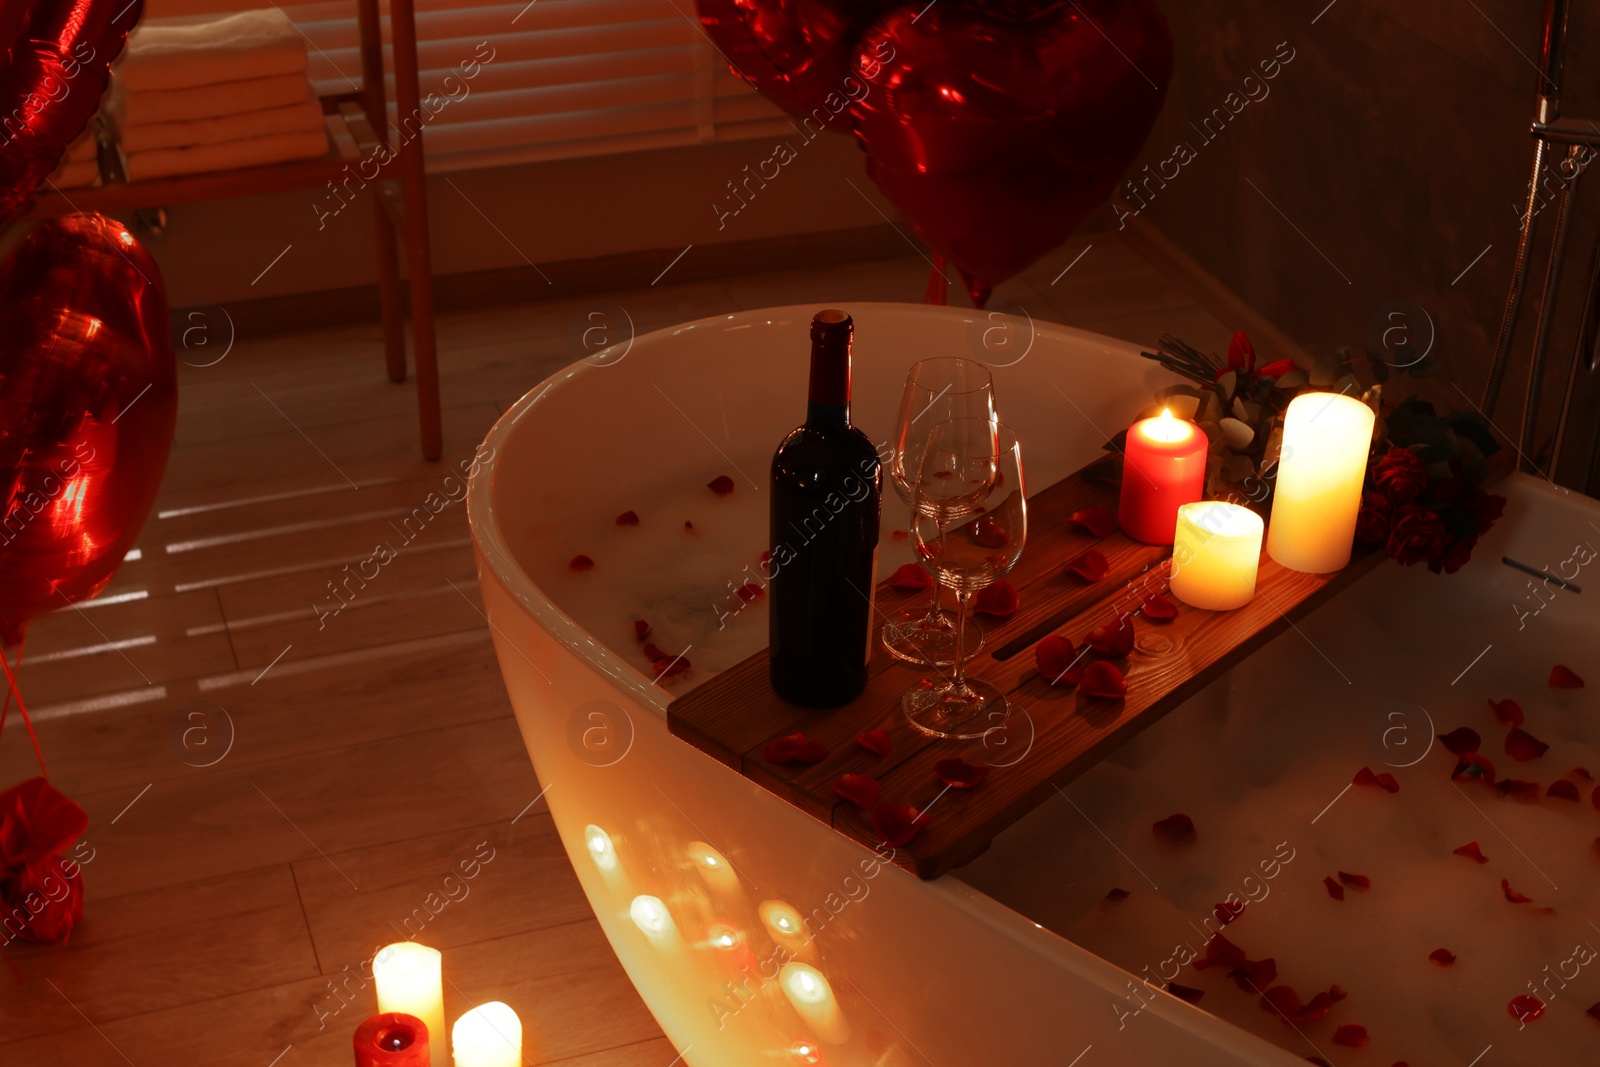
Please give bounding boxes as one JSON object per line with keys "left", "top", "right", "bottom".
{"left": 1170, "top": 502, "right": 1263, "bottom": 610}
{"left": 779, "top": 962, "right": 850, "bottom": 1044}
{"left": 373, "top": 943, "right": 445, "bottom": 1067}
{"left": 1267, "top": 392, "right": 1376, "bottom": 573}
{"left": 353, "top": 1012, "right": 429, "bottom": 1067}
{"left": 1118, "top": 409, "right": 1209, "bottom": 545}
{"left": 451, "top": 1002, "right": 522, "bottom": 1067}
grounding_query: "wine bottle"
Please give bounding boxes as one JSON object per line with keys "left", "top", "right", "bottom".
{"left": 770, "top": 309, "right": 882, "bottom": 708}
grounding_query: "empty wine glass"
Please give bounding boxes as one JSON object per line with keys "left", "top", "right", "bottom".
{"left": 903, "top": 420, "right": 1026, "bottom": 739}
{"left": 882, "top": 357, "right": 997, "bottom": 667}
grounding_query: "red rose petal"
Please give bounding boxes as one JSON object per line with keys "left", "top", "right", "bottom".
{"left": 934, "top": 758, "right": 988, "bottom": 789}
{"left": 856, "top": 729, "right": 893, "bottom": 757}
{"left": 1329, "top": 985, "right": 1348, "bottom": 1002}
{"left": 684, "top": 520, "right": 694, "bottom": 531}
{"left": 633, "top": 619, "right": 651, "bottom": 642}
{"left": 1588, "top": 1002, "right": 1600, "bottom": 1021}
{"left": 1259, "top": 985, "right": 1301, "bottom": 1018}
{"left": 615, "top": 510, "right": 640, "bottom": 526}
{"left": 1489, "top": 698, "right": 1524, "bottom": 726}
{"left": 1068, "top": 549, "right": 1110, "bottom": 582}
{"left": 1085, "top": 617, "right": 1135, "bottom": 657}
{"left": 1502, "top": 878, "right": 1532, "bottom": 903}
{"left": 1193, "top": 933, "right": 1246, "bottom": 970}
{"left": 870, "top": 802, "right": 926, "bottom": 847}
{"left": 569, "top": 554, "right": 595, "bottom": 571}
{"left": 1104, "top": 887, "right": 1130, "bottom": 903}
{"left": 1573, "top": 767, "right": 1593, "bottom": 780}
{"left": 1035, "top": 635, "right": 1084, "bottom": 687}
{"left": 1429, "top": 948, "right": 1456, "bottom": 966}
{"left": 1332, "top": 1025, "right": 1369, "bottom": 1048}
{"left": 642, "top": 641, "right": 668, "bottom": 661}
{"left": 763, "top": 732, "right": 829, "bottom": 766}
{"left": 891, "top": 529, "right": 907, "bottom": 542}
{"left": 1453, "top": 841, "right": 1489, "bottom": 864}
{"left": 889, "top": 563, "right": 933, "bottom": 591}
{"left": 832, "top": 774, "right": 880, "bottom": 809}
{"left": 971, "top": 514, "right": 1010, "bottom": 548}
{"left": 1080, "top": 660, "right": 1127, "bottom": 699}
{"left": 1551, "top": 664, "right": 1585, "bottom": 688}
{"left": 1256, "top": 358, "right": 1296, "bottom": 378}
{"left": 1324, "top": 875, "right": 1345, "bottom": 901}
{"left": 1213, "top": 899, "right": 1247, "bottom": 926}
{"left": 653, "top": 654, "right": 690, "bottom": 679}
{"left": 1338, "top": 871, "right": 1371, "bottom": 889}
{"left": 1547, "top": 779, "right": 1580, "bottom": 801}
{"left": 1354, "top": 765, "right": 1401, "bottom": 793}
{"left": 707, "top": 475, "right": 735, "bottom": 496}
{"left": 735, "top": 581, "right": 765, "bottom": 603}
{"left": 1439, "top": 727, "right": 1482, "bottom": 756}
{"left": 1228, "top": 957, "right": 1277, "bottom": 993}
{"left": 1292, "top": 992, "right": 1333, "bottom": 1024}
{"left": 1496, "top": 779, "right": 1540, "bottom": 800}
{"left": 1594, "top": 785, "right": 1600, "bottom": 811}
{"left": 1509, "top": 994, "right": 1546, "bottom": 1022}
{"left": 1452, "top": 753, "right": 1497, "bottom": 783}
{"left": 1505, "top": 727, "right": 1549, "bottom": 762}
{"left": 974, "top": 581, "right": 1020, "bottom": 618}
{"left": 1142, "top": 594, "right": 1178, "bottom": 621}
{"left": 1152, "top": 813, "right": 1195, "bottom": 844}
{"left": 1068, "top": 506, "right": 1117, "bottom": 538}
{"left": 1168, "top": 982, "right": 1205, "bottom": 1004}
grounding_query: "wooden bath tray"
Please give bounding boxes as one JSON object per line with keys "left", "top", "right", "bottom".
{"left": 668, "top": 458, "right": 1384, "bottom": 879}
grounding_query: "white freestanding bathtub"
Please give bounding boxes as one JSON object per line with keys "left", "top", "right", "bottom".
{"left": 468, "top": 304, "right": 1600, "bottom": 1066}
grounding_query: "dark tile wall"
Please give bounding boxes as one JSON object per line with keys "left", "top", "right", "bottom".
{"left": 1127, "top": 0, "right": 1600, "bottom": 482}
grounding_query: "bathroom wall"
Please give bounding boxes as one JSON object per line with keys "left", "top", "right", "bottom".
{"left": 1122, "top": 0, "right": 1600, "bottom": 481}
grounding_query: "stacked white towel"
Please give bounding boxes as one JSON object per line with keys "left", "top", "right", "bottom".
{"left": 111, "top": 10, "right": 329, "bottom": 182}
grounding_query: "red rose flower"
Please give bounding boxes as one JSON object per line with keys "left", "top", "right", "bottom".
{"left": 1354, "top": 492, "right": 1392, "bottom": 545}
{"left": 1461, "top": 487, "right": 1506, "bottom": 535}
{"left": 0, "top": 777, "right": 89, "bottom": 946}
{"left": 1387, "top": 504, "right": 1448, "bottom": 566}
{"left": 1372, "top": 447, "right": 1429, "bottom": 504}
{"left": 1428, "top": 535, "right": 1477, "bottom": 575}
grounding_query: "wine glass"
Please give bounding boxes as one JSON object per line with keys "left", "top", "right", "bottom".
{"left": 882, "top": 357, "right": 997, "bottom": 667}
{"left": 903, "top": 420, "right": 1026, "bottom": 739}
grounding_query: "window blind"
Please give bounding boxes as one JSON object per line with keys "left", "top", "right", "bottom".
{"left": 275, "top": 0, "right": 794, "bottom": 172}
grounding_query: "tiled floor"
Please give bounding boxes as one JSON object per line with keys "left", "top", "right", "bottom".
{"left": 0, "top": 225, "right": 1242, "bottom": 1065}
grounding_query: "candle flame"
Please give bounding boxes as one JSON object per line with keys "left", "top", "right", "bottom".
{"left": 1145, "top": 407, "right": 1190, "bottom": 444}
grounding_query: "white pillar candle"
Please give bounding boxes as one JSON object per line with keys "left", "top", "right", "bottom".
{"left": 779, "top": 962, "right": 850, "bottom": 1045}
{"left": 374, "top": 942, "right": 446, "bottom": 1067}
{"left": 1267, "top": 392, "right": 1376, "bottom": 573}
{"left": 451, "top": 1001, "right": 522, "bottom": 1067}
{"left": 629, "top": 894, "right": 680, "bottom": 949}
{"left": 1171, "top": 502, "right": 1263, "bottom": 610}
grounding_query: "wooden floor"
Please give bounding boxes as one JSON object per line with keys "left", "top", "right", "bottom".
{"left": 0, "top": 224, "right": 1254, "bottom": 1065}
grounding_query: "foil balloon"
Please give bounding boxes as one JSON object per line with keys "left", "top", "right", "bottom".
{"left": 0, "top": 214, "right": 177, "bottom": 645}
{"left": 851, "top": 0, "right": 1173, "bottom": 305}
{"left": 697, "top": 0, "right": 891, "bottom": 131}
{"left": 0, "top": 0, "right": 143, "bottom": 229}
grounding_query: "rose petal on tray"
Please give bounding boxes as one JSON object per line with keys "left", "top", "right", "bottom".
{"left": 1505, "top": 727, "right": 1549, "bottom": 762}
{"left": 935, "top": 758, "right": 988, "bottom": 789}
{"left": 1068, "top": 506, "right": 1117, "bottom": 538}
{"left": 1551, "top": 664, "right": 1585, "bottom": 688}
{"left": 1228, "top": 956, "right": 1277, "bottom": 993}
{"left": 1331, "top": 1025, "right": 1370, "bottom": 1049}
{"left": 1439, "top": 727, "right": 1481, "bottom": 756}
{"left": 974, "top": 581, "right": 1020, "bottom": 617}
{"left": 633, "top": 619, "right": 652, "bottom": 642}
{"left": 1152, "top": 813, "right": 1196, "bottom": 844}
{"left": 871, "top": 802, "right": 926, "bottom": 847}
{"left": 763, "top": 732, "right": 829, "bottom": 766}
{"left": 1324, "top": 876, "right": 1345, "bottom": 901}
{"left": 831, "top": 774, "right": 880, "bottom": 809}
{"left": 1429, "top": 948, "right": 1456, "bottom": 966}
{"left": 1085, "top": 617, "right": 1136, "bottom": 657}
{"left": 1509, "top": 994, "right": 1546, "bottom": 1023}
{"left": 1259, "top": 985, "right": 1301, "bottom": 1018}
{"left": 971, "top": 514, "right": 1010, "bottom": 548}
{"left": 569, "top": 554, "right": 595, "bottom": 571}
{"left": 1547, "top": 779, "right": 1580, "bottom": 801}
{"left": 1354, "top": 766, "right": 1400, "bottom": 792}
{"left": 1452, "top": 753, "right": 1497, "bottom": 783}
{"left": 1453, "top": 841, "right": 1489, "bottom": 864}
{"left": 1292, "top": 992, "right": 1333, "bottom": 1024}
{"left": 1067, "top": 549, "right": 1110, "bottom": 583}
{"left": 615, "top": 510, "right": 640, "bottom": 526}
{"left": 1588, "top": 1002, "right": 1600, "bottom": 1021}
{"left": 856, "top": 728, "right": 893, "bottom": 757}
{"left": 707, "top": 475, "right": 735, "bottom": 496}
{"left": 891, "top": 528, "right": 908, "bottom": 541}
{"left": 653, "top": 653, "right": 690, "bottom": 679}
{"left": 735, "top": 581, "right": 765, "bottom": 603}
{"left": 1594, "top": 785, "right": 1600, "bottom": 811}
{"left": 1574, "top": 767, "right": 1594, "bottom": 780}
{"left": 1502, "top": 878, "right": 1533, "bottom": 904}
{"left": 1080, "top": 661, "right": 1127, "bottom": 699}
{"left": 1489, "top": 698, "right": 1523, "bottom": 726}
{"left": 1338, "top": 871, "right": 1371, "bottom": 889}
{"left": 1142, "top": 593, "right": 1178, "bottom": 621}
{"left": 1329, "top": 984, "right": 1348, "bottom": 1003}
{"left": 1035, "top": 635, "right": 1084, "bottom": 687}
{"left": 1104, "top": 887, "right": 1130, "bottom": 904}
{"left": 889, "top": 563, "right": 933, "bottom": 591}
{"left": 1193, "top": 932, "right": 1245, "bottom": 970}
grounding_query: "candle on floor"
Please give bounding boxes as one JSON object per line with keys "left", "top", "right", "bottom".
{"left": 374, "top": 943, "right": 446, "bottom": 1067}
{"left": 451, "top": 1002, "right": 522, "bottom": 1067}
{"left": 1170, "top": 502, "right": 1264, "bottom": 610}
{"left": 353, "top": 1012, "right": 430, "bottom": 1067}
{"left": 779, "top": 962, "right": 850, "bottom": 1044}
{"left": 1118, "top": 409, "right": 1209, "bottom": 545}
{"left": 1267, "top": 392, "right": 1376, "bottom": 573}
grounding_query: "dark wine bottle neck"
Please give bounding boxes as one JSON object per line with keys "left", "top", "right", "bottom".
{"left": 807, "top": 310, "right": 852, "bottom": 429}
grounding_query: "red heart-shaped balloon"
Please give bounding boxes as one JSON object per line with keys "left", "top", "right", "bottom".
{"left": 0, "top": 1, "right": 142, "bottom": 228}
{"left": 697, "top": 0, "right": 892, "bottom": 131}
{"left": 0, "top": 214, "right": 176, "bottom": 644}
{"left": 851, "top": 0, "right": 1172, "bottom": 303}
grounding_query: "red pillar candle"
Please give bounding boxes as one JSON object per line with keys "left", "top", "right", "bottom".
{"left": 354, "top": 1013, "right": 430, "bottom": 1067}
{"left": 1117, "top": 409, "right": 1208, "bottom": 544}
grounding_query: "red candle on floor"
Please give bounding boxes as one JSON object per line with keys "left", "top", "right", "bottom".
{"left": 354, "top": 1013, "right": 430, "bottom": 1067}
{"left": 1117, "top": 409, "right": 1208, "bottom": 544}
